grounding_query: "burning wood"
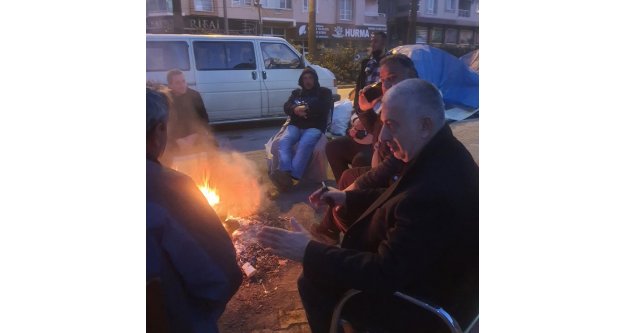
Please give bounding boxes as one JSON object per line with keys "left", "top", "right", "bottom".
{"left": 241, "top": 262, "right": 257, "bottom": 278}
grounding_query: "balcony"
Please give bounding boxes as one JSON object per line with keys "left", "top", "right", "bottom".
{"left": 364, "top": 13, "right": 386, "bottom": 26}
{"left": 458, "top": 9, "right": 470, "bottom": 17}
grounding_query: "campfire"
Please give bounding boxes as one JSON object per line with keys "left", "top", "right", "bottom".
{"left": 168, "top": 148, "right": 289, "bottom": 283}
{"left": 198, "top": 179, "right": 220, "bottom": 207}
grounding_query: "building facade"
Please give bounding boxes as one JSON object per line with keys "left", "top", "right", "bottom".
{"left": 379, "top": 0, "right": 478, "bottom": 53}
{"left": 146, "top": 0, "right": 387, "bottom": 52}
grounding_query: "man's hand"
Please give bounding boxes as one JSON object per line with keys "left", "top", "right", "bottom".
{"left": 294, "top": 105, "right": 308, "bottom": 118}
{"left": 309, "top": 186, "right": 347, "bottom": 209}
{"left": 348, "top": 118, "right": 365, "bottom": 138}
{"left": 257, "top": 218, "right": 311, "bottom": 262}
{"left": 358, "top": 87, "right": 382, "bottom": 111}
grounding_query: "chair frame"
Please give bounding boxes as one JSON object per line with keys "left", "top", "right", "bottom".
{"left": 329, "top": 289, "right": 478, "bottom": 333}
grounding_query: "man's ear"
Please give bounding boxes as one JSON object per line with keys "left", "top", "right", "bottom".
{"left": 420, "top": 117, "right": 434, "bottom": 139}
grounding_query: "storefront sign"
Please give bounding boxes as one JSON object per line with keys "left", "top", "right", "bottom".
{"left": 147, "top": 16, "right": 174, "bottom": 33}
{"left": 184, "top": 16, "right": 224, "bottom": 33}
{"left": 294, "top": 23, "right": 386, "bottom": 40}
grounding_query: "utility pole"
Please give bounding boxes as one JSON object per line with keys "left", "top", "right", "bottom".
{"left": 307, "top": 0, "right": 317, "bottom": 60}
{"left": 407, "top": 0, "right": 418, "bottom": 43}
{"left": 254, "top": 0, "right": 263, "bottom": 36}
{"left": 172, "top": 0, "right": 184, "bottom": 33}
{"left": 222, "top": 0, "right": 229, "bottom": 34}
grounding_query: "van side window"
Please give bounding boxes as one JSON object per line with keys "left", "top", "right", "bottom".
{"left": 194, "top": 41, "right": 257, "bottom": 70}
{"left": 147, "top": 41, "right": 190, "bottom": 72}
{"left": 260, "top": 43, "right": 302, "bottom": 69}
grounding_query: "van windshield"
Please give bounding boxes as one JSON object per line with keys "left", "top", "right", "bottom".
{"left": 260, "top": 43, "right": 301, "bottom": 69}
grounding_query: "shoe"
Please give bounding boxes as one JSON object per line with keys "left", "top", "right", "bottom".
{"left": 270, "top": 169, "right": 293, "bottom": 192}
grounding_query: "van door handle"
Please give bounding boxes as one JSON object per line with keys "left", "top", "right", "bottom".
{"left": 252, "top": 71, "right": 257, "bottom": 80}
{"left": 262, "top": 71, "right": 267, "bottom": 80}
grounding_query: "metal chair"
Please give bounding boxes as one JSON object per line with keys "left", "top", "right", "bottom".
{"left": 329, "top": 289, "right": 478, "bottom": 333}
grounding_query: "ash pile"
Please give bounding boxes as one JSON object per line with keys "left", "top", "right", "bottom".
{"left": 224, "top": 213, "right": 290, "bottom": 282}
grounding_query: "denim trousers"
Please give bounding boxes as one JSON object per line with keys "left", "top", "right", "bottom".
{"left": 278, "top": 125, "right": 322, "bottom": 179}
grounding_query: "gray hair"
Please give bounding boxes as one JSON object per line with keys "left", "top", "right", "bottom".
{"left": 383, "top": 78, "right": 445, "bottom": 127}
{"left": 146, "top": 87, "right": 169, "bottom": 134}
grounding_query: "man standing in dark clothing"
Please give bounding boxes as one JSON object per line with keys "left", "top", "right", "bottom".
{"left": 259, "top": 79, "right": 479, "bottom": 333}
{"left": 353, "top": 31, "right": 388, "bottom": 113}
{"left": 167, "top": 69, "right": 210, "bottom": 147}
{"left": 325, "top": 32, "right": 387, "bottom": 181}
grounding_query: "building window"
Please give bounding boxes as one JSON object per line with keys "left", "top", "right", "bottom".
{"left": 458, "top": 0, "right": 471, "bottom": 17}
{"left": 425, "top": 0, "right": 437, "bottom": 15}
{"left": 303, "top": 0, "right": 318, "bottom": 13}
{"left": 444, "top": 0, "right": 456, "bottom": 13}
{"left": 416, "top": 27, "right": 428, "bottom": 43}
{"left": 147, "top": 0, "right": 172, "bottom": 15}
{"left": 261, "top": 0, "right": 292, "bottom": 9}
{"left": 232, "top": 0, "right": 252, "bottom": 6}
{"left": 194, "top": 0, "right": 214, "bottom": 12}
{"left": 431, "top": 27, "right": 444, "bottom": 43}
{"left": 339, "top": 0, "right": 353, "bottom": 21}
{"left": 263, "top": 26, "right": 286, "bottom": 37}
{"left": 147, "top": 41, "right": 190, "bottom": 72}
{"left": 444, "top": 28, "right": 458, "bottom": 44}
{"left": 459, "top": 30, "right": 474, "bottom": 44}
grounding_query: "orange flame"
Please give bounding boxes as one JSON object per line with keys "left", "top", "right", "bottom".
{"left": 198, "top": 180, "right": 220, "bottom": 207}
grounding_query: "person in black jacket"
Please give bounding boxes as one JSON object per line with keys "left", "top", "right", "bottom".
{"left": 259, "top": 79, "right": 478, "bottom": 333}
{"left": 325, "top": 31, "right": 388, "bottom": 183}
{"left": 271, "top": 67, "right": 333, "bottom": 191}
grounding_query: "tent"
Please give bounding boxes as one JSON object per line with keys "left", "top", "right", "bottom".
{"left": 391, "top": 45, "right": 479, "bottom": 110}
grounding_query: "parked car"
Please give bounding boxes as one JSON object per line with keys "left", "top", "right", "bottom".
{"left": 147, "top": 34, "right": 337, "bottom": 123}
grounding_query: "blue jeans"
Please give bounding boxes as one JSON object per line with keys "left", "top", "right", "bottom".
{"left": 278, "top": 125, "right": 322, "bottom": 179}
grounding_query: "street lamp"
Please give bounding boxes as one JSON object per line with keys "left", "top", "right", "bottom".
{"left": 253, "top": 0, "right": 263, "bottom": 36}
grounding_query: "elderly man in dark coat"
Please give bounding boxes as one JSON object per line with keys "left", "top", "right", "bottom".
{"left": 259, "top": 79, "right": 478, "bottom": 333}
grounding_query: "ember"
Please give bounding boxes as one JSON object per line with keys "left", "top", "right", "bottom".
{"left": 228, "top": 213, "right": 290, "bottom": 282}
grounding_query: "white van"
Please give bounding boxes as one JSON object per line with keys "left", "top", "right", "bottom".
{"left": 146, "top": 34, "right": 337, "bottom": 123}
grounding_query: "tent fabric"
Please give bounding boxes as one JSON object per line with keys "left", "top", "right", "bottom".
{"left": 391, "top": 45, "right": 479, "bottom": 109}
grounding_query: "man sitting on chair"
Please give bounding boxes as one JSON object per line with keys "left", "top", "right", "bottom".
{"left": 259, "top": 79, "right": 478, "bottom": 333}
{"left": 270, "top": 67, "right": 332, "bottom": 191}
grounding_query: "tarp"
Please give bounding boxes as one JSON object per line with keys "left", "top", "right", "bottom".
{"left": 391, "top": 45, "right": 479, "bottom": 109}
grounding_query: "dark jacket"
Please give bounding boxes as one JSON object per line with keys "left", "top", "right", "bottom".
{"left": 353, "top": 50, "right": 386, "bottom": 113}
{"left": 171, "top": 88, "right": 209, "bottom": 139}
{"left": 147, "top": 159, "right": 242, "bottom": 332}
{"left": 283, "top": 68, "right": 333, "bottom": 131}
{"left": 302, "top": 125, "right": 479, "bottom": 331}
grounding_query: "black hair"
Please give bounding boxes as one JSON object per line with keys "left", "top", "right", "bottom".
{"left": 380, "top": 54, "right": 418, "bottom": 78}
